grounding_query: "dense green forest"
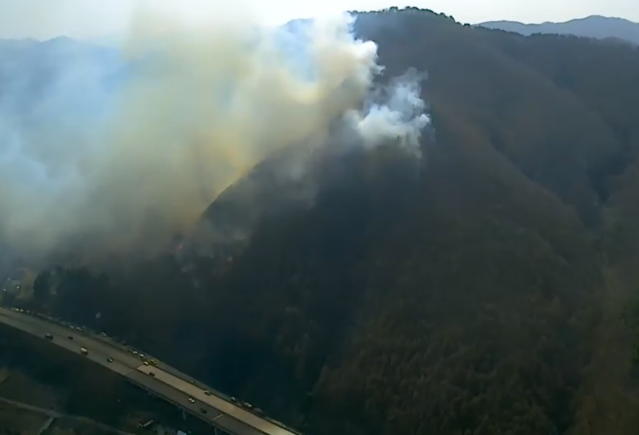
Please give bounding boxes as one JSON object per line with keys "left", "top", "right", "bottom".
{"left": 25, "top": 7, "right": 639, "bottom": 435}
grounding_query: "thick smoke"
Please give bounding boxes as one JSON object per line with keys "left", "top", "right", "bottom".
{"left": 0, "top": 3, "right": 430, "bottom": 262}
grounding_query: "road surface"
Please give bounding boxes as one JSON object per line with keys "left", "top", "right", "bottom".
{"left": 0, "top": 307, "right": 299, "bottom": 435}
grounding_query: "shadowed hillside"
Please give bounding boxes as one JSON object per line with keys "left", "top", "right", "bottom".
{"left": 20, "top": 7, "right": 639, "bottom": 435}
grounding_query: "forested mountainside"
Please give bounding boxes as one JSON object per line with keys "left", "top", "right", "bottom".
{"left": 23, "top": 7, "right": 639, "bottom": 435}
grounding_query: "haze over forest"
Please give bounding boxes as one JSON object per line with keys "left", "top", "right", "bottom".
{"left": 4, "top": 4, "right": 639, "bottom": 435}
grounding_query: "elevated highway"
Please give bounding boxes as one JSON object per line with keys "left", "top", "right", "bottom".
{"left": 0, "top": 307, "right": 300, "bottom": 435}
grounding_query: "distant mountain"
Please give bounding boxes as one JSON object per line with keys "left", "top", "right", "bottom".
{"left": 480, "top": 15, "right": 639, "bottom": 45}
{"left": 0, "top": 37, "right": 121, "bottom": 93}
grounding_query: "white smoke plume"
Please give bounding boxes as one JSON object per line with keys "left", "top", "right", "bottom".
{"left": 0, "top": 2, "right": 430, "bottom": 262}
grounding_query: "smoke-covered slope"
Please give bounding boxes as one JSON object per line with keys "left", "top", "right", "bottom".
{"left": 19, "top": 7, "right": 639, "bottom": 435}
{"left": 0, "top": 11, "right": 430, "bottom": 263}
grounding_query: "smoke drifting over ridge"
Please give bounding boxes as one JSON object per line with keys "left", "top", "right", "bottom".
{"left": 0, "top": 3, "right": 430, "bottom": 261}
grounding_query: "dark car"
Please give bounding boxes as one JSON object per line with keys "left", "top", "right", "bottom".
{"left": 44, "top": 333, "right": 53, "bottom": 340}
{"left": 67, "top": 335, "right": 74, "bottom": 340}
{"left": 200, "top": 408, "right": 208, "bottom": 414}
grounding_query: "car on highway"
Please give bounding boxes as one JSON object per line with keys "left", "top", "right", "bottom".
{"left": 44, "top": 333, "right": 53, "bottom": 340}
{"left": 230, "top": 397, "right": 238, "bottom": 403}
{"left": 80, "top": 347, "right": 88, "bottom": 356}
{"left": 143, "top": 361, "right": 150, "bottom": 366}
{"left": 138, "top": 420, "right": 155, "bottom": 430}
{"left": 199, "top": 407, "right": 207, "bottom": 414}
{"left": 67, "top": 335, "right": 73, "bottom": 340}
{"left": 204, "top": 390, "right": 211, "bottom": 396}
{"left": 107, "top": 357, "right": 114, "bottom": 363}
{"left": 148, "top": 372, "right": 155, "bottom": 377}
{"left": 188, "top": 397, "right": 195, "bottom": 404}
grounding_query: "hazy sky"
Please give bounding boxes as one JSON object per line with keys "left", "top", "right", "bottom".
{"left": 0, "top": 0, "right": 638, "bottom": 40}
